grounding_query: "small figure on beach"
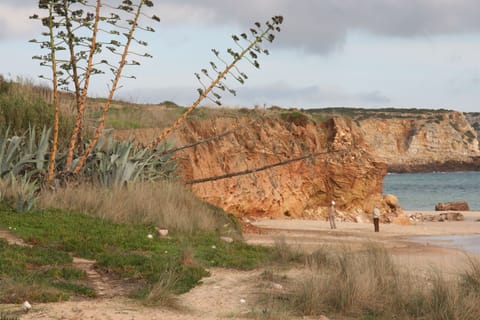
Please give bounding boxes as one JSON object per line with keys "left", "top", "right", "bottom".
{"left": 329, "top": 200, "right": 337, "bottom": 229}
{"left": 373, "top": 205, "right": 381, "bottom": 232}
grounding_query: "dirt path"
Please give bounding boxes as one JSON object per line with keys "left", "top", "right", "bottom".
{"left": 17, "top": 268, "right": 270, "bottom": 320}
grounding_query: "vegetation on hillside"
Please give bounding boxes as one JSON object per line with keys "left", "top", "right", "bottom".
{"left": 0, "top": 207, "right": 271, "bottom": 305}
{"left": 0, "top": 0, "right": 285, "bottom": 309}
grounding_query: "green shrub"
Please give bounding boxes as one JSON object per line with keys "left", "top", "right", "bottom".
{"left": 280, "top": 111, "right": 310, "bottom": 126}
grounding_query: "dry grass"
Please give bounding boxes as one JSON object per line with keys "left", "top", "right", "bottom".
{"left": 143, "top": 270, "right": 180, "bottom": 308}
{"left": 258, "top": 244, "right": 480, "bottom": 320}
{"left": 37, "top": 180, "right": 240, "bottom": 235}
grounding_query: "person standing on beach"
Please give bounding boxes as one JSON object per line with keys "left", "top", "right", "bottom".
{"left": 373, "top": 205, "right": 380, "bottom": 232}
{"left": 329, "top": 201, "right": 337, "bottom": 229}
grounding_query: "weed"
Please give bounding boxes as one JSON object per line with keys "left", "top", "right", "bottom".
{"left": 460, "top": 256, "right": 480, "bottom": 295}
{"left": 270, "top": 237, "right": 304, "bottom": 264}
{"left": 142, "top": 270, "right": 180, "bottom": 308}
{"left": 0, "top": 314, "right": 18, "bottom": 320}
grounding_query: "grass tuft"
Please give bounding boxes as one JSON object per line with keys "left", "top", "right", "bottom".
{"left": 258, "top": 243, "right": 480, "bottom": 319}
{"left": 37, "top": 180, "right": 241, "bottom": 236}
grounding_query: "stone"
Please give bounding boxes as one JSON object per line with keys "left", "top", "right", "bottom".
{"left": 22, "top": 301, "right": 31, "bottom": 313}
{"left": 220, "top": 236, "right": 233, "bottom": 243}
{"left": 272, "top": 283, "right": 283, "bottom": 290}
{"left": 435, "top": 201, "right": 469, "bottom": 211}
{"left": 445, "top": 212, "right": 465, "bottom": 221}
{"left": 156, "top": 228, "right": 169, "bottom": 237}
{"left": 383, "top": 194, "right": 399, "bottom": 207}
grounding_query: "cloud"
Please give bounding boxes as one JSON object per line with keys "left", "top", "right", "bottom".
{"left": 0, "top": 3, "right": 37, "bottom": 38}
{"left": 7, "top": 1, "right": 480, "bottom": 52}
{"left": 156, "top": 0, "right": 480, "bottom": 54}
{"left": 227, "top": 82, "right": 391, "bottom": 107}
{"left": 118, "top": 81, "right": 391, "bottom": 108}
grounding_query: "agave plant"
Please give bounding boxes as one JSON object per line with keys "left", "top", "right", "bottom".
{"left": 77, "top": 132, "right": 175, "bottom": 188}
{"left": 0, "top": 173, "right": 39, "bottom": 212}
{"left": 0, "top": 126, "right": 51, "bottom": 179}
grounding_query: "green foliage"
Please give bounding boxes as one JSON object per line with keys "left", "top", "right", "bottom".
{"left": 0, "top": 78, "right": 52, "bottom": 131}
{"left": 0, "top": 126, "right": 50, "bottom": 179}
{"left": 160, "top": 100, "right": 180, "bottom": 108}
{"left": 0, "top": 238, "right": 94, "bottom": 303}
{"left": 280, "top": 111, "right": 310, "bottom": 126}
{"left": 0, "top": 126, "right": 52, "bottom": 212}
{"left": 29, "top": 0, "right": 159, "bottom": 92}
{"left": 193, "top": 16, "right": 283, "bottom": 106}
{"left": 0, "top": 174, "right": 39, "bottom": 212}
{"left": 0, "top": 209, "right": 273, "bottom": 299}
{"left": 81, "top": 133, "right": 175, "bottom": 187}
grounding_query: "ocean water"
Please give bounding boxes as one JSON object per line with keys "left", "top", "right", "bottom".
{"left": 383, "top": 171, "right": 480, "bottom": 211}
{"left": 411, "top": 235, "right": 480, "bottom": 254}
{"left": 384, "top": 172, "right": 480, "bottom": 254}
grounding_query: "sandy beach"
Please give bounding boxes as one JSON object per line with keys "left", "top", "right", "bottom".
{"left": 6, "top": 210, "right": 480, "bottom": 320}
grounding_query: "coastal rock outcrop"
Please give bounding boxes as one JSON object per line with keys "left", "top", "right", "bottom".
{"left": 435, "top": 201, "right": 470, "bottom": 211}
{"left": 172, "top": 117, "right": 388, "bottom": 220}
{"left": 357, "top": 111, "right": 480, "bottom": 172}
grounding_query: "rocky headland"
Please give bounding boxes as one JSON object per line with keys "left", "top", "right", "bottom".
{"left": 357, "top": 110, "right": 480, "bottom": 172}
{"left": 116, "top": 107, "right": 480, "bottom": 220}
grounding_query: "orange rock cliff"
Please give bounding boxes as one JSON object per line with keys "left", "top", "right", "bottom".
{"left": 172, "top": 117, "right": 388, "bottom": 220}
{"left": 115, "top": 109, "right": 480, "bottom": 220}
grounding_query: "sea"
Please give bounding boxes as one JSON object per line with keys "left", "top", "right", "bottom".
{"left": 383, "top": 171, "right": 480, "bottom": 254}
{"left": 383, "top": 171, "right": 480, "bottom": 211}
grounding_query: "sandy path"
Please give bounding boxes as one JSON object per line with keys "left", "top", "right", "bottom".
{"left": 3, "top": 211, "right": 480, "bottom": 319}
{"left": 17, "top": 268, "right": 263, "bottom": 320}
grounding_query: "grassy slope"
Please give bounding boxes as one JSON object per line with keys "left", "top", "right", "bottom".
{"left": 0, "top": 207, "right": 272, "bottom": 303}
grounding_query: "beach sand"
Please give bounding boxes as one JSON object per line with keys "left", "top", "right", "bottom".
{"left": 8, "top": 211, "right": 480, "bottom": 320}
{"left": 247, "top": 210, "right": 480, "bottom": 276}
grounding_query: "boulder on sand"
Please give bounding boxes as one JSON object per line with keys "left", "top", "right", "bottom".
{"left": 435, "top": 201, "right": 469, "bottom": 211}
{"left": 383, "top": 194, "right": 399, "bottom": 208}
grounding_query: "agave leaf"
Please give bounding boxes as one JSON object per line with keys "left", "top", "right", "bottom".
{"left": 2, "top": 135, "right": 24, "bottom": 177}
{"left": 0, "top": 127, "right": 11, "bottom": 167}
{"left": 36, "top": 127, "right": 51, "bottom": 171}
{"left": 26, "top": 126, "right": 36, "bottom": 155}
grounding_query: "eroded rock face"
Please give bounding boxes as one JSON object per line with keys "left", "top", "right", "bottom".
{"left": 435, "top": 201, "right": 470, "bottom": 211}
{"left": 172, "top": 117, "right": 388, "bottom": 220}
{"left": 358, "top": 112, "right": 480, "bottom": 172}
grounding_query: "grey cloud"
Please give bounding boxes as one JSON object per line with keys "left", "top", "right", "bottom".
{"left": 158, "top": 0, "right": 480, "bottom": 54}
{"left": 120, "top": 82, "right": 391, "bottom": 108}
{"left": 227, "top": 82, "right": 391, "bottom": 107}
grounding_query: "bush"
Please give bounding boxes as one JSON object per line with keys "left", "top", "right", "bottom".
{"left": 280, "top": 111, "right": 310, "bottom": 126}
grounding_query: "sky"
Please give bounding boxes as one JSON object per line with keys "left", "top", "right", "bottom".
{"left": 1, "top": 1, "right": 480, "bottom": 112}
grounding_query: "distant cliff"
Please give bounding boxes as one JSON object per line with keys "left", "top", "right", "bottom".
{"left": 114, "top": 107, "right": 480, "bottom": 220}
{"left": 357, "top": 111, "right": 480, "bottom": 172}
